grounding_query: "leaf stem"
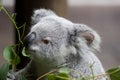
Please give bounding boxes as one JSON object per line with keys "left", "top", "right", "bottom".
{"left": 90, "top": 62, "right": 95, "bottom": 80}
{"left": 12, "top": 64, "right": 16, "bottom": 72}
{"left": 21, "top": 23, "right": 26, "bottom": 39}
{"left": 55, "top": 75, "right": 69, "bottom": 80}
{"left": 36, "top": 69, "right": 58, "bottom": 80}
{"left": 0, "top": 5, "right": 23, "bottom": 44}
{"left": 108, "top": 67, "right": 120, "bottom": 75}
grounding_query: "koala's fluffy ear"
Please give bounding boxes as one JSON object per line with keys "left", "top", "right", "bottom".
{"left": 72, "top": 24, "right": 101, "bottom": 51}
{"left": 31, "top": 9, "right": 56, "bottom": 25}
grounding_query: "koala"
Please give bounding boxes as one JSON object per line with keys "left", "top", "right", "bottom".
{"left": 8, "top": 9, "right": 106, "bottom": 80}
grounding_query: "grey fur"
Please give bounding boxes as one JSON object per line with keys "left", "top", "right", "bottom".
{"left": 31, "top": 9, "right": 56, "bottom": 25}
{"left": 7, "top": 9, "right": 106, "bottom": 80}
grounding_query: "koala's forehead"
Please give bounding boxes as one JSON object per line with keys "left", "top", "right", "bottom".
{"left": 31, "top": 16, "right": 74, "bottom": 36}
{"left": 31, "top": 16, "right": 73, "bottom": 29}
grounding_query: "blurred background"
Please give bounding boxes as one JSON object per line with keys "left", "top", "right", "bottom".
{"left": 0, "top": 0, "right": 120, "bottom": 70}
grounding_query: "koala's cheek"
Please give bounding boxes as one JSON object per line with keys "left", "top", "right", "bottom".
{"left": 59, "top": 44, "right": 68, "bottom": 57}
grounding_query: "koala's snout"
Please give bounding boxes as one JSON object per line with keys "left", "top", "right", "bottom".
{"left": 23, "top": 32, "right": 36, "bottom": 48}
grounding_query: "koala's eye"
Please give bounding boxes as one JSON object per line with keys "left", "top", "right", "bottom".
{"left": 42, "top": 37, "right": 51, "bottom": 45}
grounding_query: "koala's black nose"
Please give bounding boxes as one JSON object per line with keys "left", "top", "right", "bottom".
{"left": 23, "top": 32, "right": 36, "bottom": 48}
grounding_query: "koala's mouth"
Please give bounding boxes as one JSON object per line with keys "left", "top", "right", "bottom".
{"left": 24, "top": 48, "right": 35, "bottom": 56}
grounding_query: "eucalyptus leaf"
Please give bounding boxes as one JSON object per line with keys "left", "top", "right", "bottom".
{"left": 0, "top": 63, "right": 9, "bottom": 80}
{"left": 47, "top": 74, "right": 57, "bottom": 80}
{"left": 47, "top": 73, "right": 69, "bottom": 80}
{"left": 47, "top": 68, "right": 71, "bottom": 80}
{"left": 3, "top": 45, "right": 15, "bottom": 63}
{"left": 58, "top": 68, "right": 71, "bottom": 74}
{"left": 57, "top": 73, "right": 69, "bottom": 79}
{"left": 11, "top": 50, "right": 20, "bottom": 65}
{"left": 12, "top": 13, "right": 17, "bottom": 20}
{"left": 107, "top": 66, "right": 120, "bottom": 80}
{"left": 22, "top": 47, "right": 30, "bottom": 57}
{"left": 3, "top": 45, "right": 20, "bottom": 65}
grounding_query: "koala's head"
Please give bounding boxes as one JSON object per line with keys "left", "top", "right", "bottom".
{"left": 24, "top": 9, "right": 101, "bottom": 61}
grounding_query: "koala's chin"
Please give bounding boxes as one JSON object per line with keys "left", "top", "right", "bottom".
{"left": 9, "top": 9, "right": 107, "bottom": 80}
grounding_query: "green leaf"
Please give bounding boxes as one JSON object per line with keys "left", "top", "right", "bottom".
{"left": 3, "top": 45, "right": 15, "bottom": 63}
{"left": 46, "top": 68, "right": 71, "bottom": 80}
{"left": 47, "top": 73, "right": 69, "bottom": 80}
{"left": 18, "top": 75, "right": 27, "bottom": 80}
{"left": 107, "top": 66, "right": 120, "bottom": 80}
{"left": 0, "top": 63, "right": 9, "bottom": 80}
{"left": 11, "top": 13, "right": 17, "bottom": 20}
{"left": 46, "top": 68, "right": 70, "bottom": 80}
{"left": 56, "top": 73, "right": 69, "bottom": 80}
{"left": 12, "top": 52, "right": 21, "bottom": 65}
{"left": 3, "top": 45, "right": 20, "bottom": 65}
{"left": 47, "top": 68, "right": 71, "bottom": 80}
{"left": 47, "top": 74, "right": 57, "bottom": 80}
{"left": 58, "top": 68, "right": 71, "bottom": 74}
{"left": 22, "top": 47, "right": 30, "bottom": 57}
